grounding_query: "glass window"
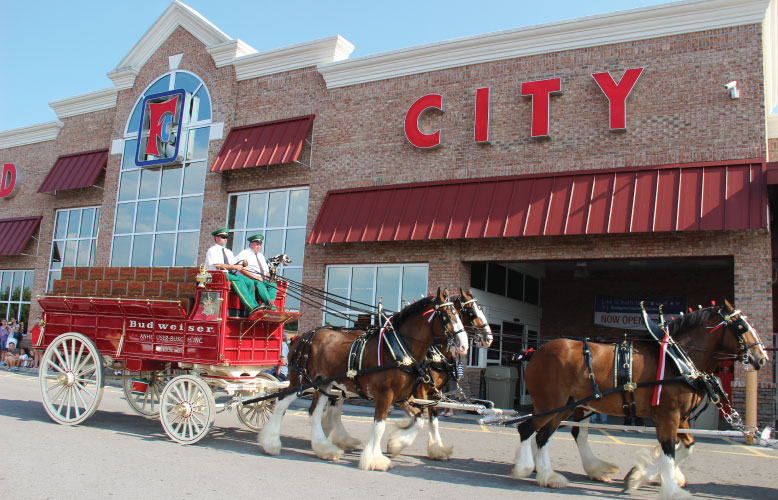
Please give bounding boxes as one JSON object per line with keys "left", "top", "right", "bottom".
{"left": 226, "top": 187, "right": 309, "bottom": 310}
{"left": 487, "top": 263, "right": 506, "bottom": 295}
{"left": 0, "top": 270, "right": 33, "bottom": 326}
{"left": 470, "top": 261, "right": 486, "bottom": 290}
{"left": 507, "top": 269, "right": 524, "bottom": 301}
{"left": 113, "top": 70, "right": 212, "bottom": 267}
{"left": 47, "top": 207, "right": 100, "bottom": 292}
{"left": 525, "top": 275, "right": 540, "bottom": 305}
{"left": 324, "top": 264, "right": 428, "bottom": 324}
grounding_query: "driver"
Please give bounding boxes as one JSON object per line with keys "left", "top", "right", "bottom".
{"left": 204, "top": 227, "right": 261, "bottom": 312}
{"left": 235, "top": 233, "right": 277, "bottom": 310}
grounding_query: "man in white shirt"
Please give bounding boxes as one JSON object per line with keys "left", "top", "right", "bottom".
{"left": 235, "top": 233, "right": 277, "bottom": 309}
{"left": 205, "top": 227, "right": 260, "bottom": 311}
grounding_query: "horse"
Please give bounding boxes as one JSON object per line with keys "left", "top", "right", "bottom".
{"left": 511, "top": 300, "right": 768, "bottom": 499}
{"left": 258, "top": 288, "right": 469, "bottom": 471}
{"left": 384, "top": 288, "right": 493, "bottom": 460}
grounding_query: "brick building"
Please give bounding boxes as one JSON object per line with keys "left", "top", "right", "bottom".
{"left": 0, "top": 0, "right": 776, "bottom": 427}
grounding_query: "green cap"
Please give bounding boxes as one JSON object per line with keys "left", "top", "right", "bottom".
{"left": 210, "top": 227, "right": 229, "bottom": 237}
{"left": 247, "top": 233, "right": 264, "bottom": 243}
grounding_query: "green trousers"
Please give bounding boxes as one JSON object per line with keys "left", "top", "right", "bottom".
{"left": 226, "top": 273, "right": 260, "bottom": 310}
{"left": 254, "top": 280, "right": 278, "bottom": 309}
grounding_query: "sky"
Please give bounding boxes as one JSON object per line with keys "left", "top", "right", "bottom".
{"left": 0, "top": 0, "right": 677, "bottom": 132}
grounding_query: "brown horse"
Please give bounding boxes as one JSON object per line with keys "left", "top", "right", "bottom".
{"left": 258, "top": 288, "right": 468, "bottom": 470}
{"left": 384, "top": 288, "right": 493, "bottom": 460}
{"left": 512, "top": 301, "right": 768, "bottom": 499}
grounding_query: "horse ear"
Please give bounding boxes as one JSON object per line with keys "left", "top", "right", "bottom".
{"left": 724, "top": 299, "right": 734, "bottom": 312}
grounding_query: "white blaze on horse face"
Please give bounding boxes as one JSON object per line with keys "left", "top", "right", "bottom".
{"left": 473, "top": 305, "right": 493, "bottom": 347}
{"left": 744, "top": 319, "right": 769, "bottom": 368}
{"left": 450, "top": 312, "right": 468, "bottom": 355}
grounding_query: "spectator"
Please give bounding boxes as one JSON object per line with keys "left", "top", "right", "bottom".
{"left": 18, "top": 347, "right": 32, "bottom": 368}
{"left": 275, "top": 336, "right": 289, "bottom": 381}
{"left": 0, "top": 319, "right": 8, "bottom": 363}
{"left": 590, "top": 412, "right": 608, "bottom": 424}
{"left": 4, "top": 340, "right": 20, "bottom": 371}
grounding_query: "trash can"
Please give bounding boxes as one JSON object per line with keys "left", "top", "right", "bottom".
{"left": 484, "top": 365, "right": 519, "bottom": 410}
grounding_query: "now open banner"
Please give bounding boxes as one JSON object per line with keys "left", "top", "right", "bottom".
{"left": 594, "top": 296, "right": 685, "bottom": 330}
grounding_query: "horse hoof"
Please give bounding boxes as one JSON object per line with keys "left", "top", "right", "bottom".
{"left": 587, "top": 461, "right": 619, "bottom": 482}
{"left": 259, "top": 439, "right": 282, "bottom": 456}
{"left": 510, "top": 465, "right": 534, "bottom": 479}
{"left": 387, "top": 439, "right": 405, "bottom": 457}
{"left": 674, "top": 469, "right": 687, "bottom": 488}
{"left": 427, "top": 443, "right": 454, "bottom": 461}
{"left": 359, "top": 454, "right": 393, "bottom": 471}
{"left": 312, "top": 442, "right": 345, "bottom": 462}
{"left": 538, "top": 471, "right": 569, "bottom": 489}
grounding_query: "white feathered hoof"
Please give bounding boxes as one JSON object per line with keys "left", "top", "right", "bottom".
{"left": 585, "top": 460, "right": 620, "bottom": 482}
{"left": 510, "top": 465, "right": 534, "bottom": 479}
{"left": 674, "top": 468, "right": 687, "bottom": 488}
{"left": 332, "top": 435, "right": 362, "bottom": 453}
{"left": 537, "top": 470, "right": 569, "bottom": 489}
{"left": 660, "top": 486, "right": 692, "bottom": 500}
{"left": 427, "top": 442, "right": 454, "bottom": 461}
{"left": 386, "top": 436, "right": 408, "bottom": 457}
{"left": 359, "top": 452, "right": 393, "bottom": 471}
{"left": 258, "top": 430, "right": 282, "bottom": 456}
{"left": 312, "top": 440, "right": 345, "bottom": 462}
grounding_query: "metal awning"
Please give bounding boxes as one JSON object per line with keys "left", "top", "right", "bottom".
{"left": 210, "top": 115, "right": 314, "bottom": 172}
{"left": 0, "top": 216, "right": 42, "bottom": 256}
{"left": 308, "top": 160, "right": 767, "bottom": 244}
{"left": 37, "top": 149, "right": 108, "bottom": 193}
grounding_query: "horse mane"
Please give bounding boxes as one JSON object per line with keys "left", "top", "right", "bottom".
{"left": 665, "top": 307, "right": 717, "bottom": 336}
{"left": 390, "top": 296, "right": 435, "bottom": 330}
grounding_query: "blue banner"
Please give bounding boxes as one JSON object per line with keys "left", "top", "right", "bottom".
{"left": 594, "top": 295, "right": 685, "bottom": 330}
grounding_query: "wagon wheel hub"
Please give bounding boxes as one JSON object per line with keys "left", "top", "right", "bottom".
{"left": 176, "top": 401, "right": 193, "bottom": 418}
{"left": 57, "top": 372, "right": 76, "bottom": 387}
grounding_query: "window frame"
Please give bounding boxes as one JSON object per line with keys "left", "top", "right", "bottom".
{"left": 0, "top": 269, "right": 34, "bottom": 326}
{"left": 47, "top": 206, "right": 101, "bottom": 291}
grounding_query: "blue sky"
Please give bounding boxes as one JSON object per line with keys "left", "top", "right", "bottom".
{"left": 0, "top": 0, "right": 675, "bottom": 131}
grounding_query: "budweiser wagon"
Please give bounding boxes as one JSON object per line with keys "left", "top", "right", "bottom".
{"left": 31, "top": 262, "right": 298, "bottom": 444}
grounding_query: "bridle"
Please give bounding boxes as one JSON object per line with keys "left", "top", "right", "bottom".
{"left": 431, "top": 296, "right": 466, "bottom": 351}
{"left": 711, "top": 307, "right": 765, "bottom": 366}
{"left": 457, "top": 296, "right": 491, "bottom": 345}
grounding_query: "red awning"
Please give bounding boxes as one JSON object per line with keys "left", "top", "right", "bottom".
{"left": 308, "top": 160, "right": 767, "bottom": 244}
{"left": 37, "top": 149, "right": 108, "bottom": 193}
{"left": 0, "top": 216, "right": 42, "bottom": 256}
{"left": 210, "top": 115, "right": 314, "bottom": 172}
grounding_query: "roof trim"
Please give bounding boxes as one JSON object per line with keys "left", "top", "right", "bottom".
{"left": 108, "top": 1, "right": 240, "bottom": 90}
{"left": 233, "top": 35, "right": 354, "bottom": 81}
{"left": 49, "top": 88, "right": 117, "bottom": 119}
{"left": 0, "top": 121, "right": 64, "bottom": 149}
{"left": 318, "top": 0, "right": 770, "bottom": 89}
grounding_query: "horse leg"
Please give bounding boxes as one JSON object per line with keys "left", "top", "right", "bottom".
{"left": 427, "top": 407, "right": 454, "bottom": 460}
{"left": 325, "top": 397, "right": 362, "bottom": 452}
{"left": 571, "top": 415, "right": 620, "bottom": 482}
{"left": 511, "top": 419, "right": 537, "bottom": 478}
{"left": 673, "top": 421, "right": 694, "bottom": 488}
{"left": 258, "top": 392, "right": 297, "bottom": 455}
{"left": 387, "top": 402, "right": 424, "bottom": 457}
{"left": 309, "top": 388, "right": 345, "bottom": 461}
{"left": 359, "top": 394, "right": 394, "bottom": 471}
{"left": 534, "top": 413, "right": 571, "bottom": 488}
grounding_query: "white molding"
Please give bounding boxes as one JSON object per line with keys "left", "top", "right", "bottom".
{"left": 233, "top": 35, "right": 354, "bottom": 81}
{"left": 209, "top": 122, "right": 224, "bottom": 140}
{"left": 49, "top": 88, "right": 117, "bottom": 119}
{"left": 169, "top": 53, "right": 184, "bottom": 70}
{"left": 206, "top": 39, "right": 256, "bottom": 67}
{"left": 767, "top": 113, "right": 778, "bottom": 139}
{"left": 108, "top": 1, "right": 242, "bottom": 87}
{"left": 111, "top": 138, "right": 125, "bottom": 155}
{"left": 319, "top": 0, "right": 771, "bottom": 89}
{"left": 107, "top": 67, "right": 140, "bottom": 91}
{"left": 0, "top": 121, "right": 63, "bottom": 149}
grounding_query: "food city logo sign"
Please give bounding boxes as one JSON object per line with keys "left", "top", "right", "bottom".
{"left": 0, "top": 163, "right": 21, "bottom": 200}
{"left": 135, "top": 89, "right": 186, "bottom": 167}
{"left": 404, "top": 68, "right": 643, "bottom": 148}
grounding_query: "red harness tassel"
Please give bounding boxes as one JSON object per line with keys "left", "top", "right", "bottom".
{"left": 652, "top": 332, "right": 670, "bottom": 406}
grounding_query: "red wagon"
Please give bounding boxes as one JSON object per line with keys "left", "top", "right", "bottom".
{"left": 32, "top": 264, "right": 299, "bottom": 444}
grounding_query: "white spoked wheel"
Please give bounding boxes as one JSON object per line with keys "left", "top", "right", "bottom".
{"left": 39, "top": 332, "right": 105, "bottom": 426}
{"left": 123, "top": 371, "right": 167, "bottom": 417}
{"left": 159, "top": 375, "right": 215, "bottom": 445}
{"left": 236, "top": 373, "right": 278, "bottom": 431}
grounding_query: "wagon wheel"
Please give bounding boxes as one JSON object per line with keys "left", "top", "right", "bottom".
{"left": 123, "top": 371, "right": 167, "bottom": 417}
{"left": 236, "top": 373, "right": 278, "bottom": 431}
{"left": 38, "top": 332, "right": 105, "bottom": 426}
{"left": 159, "top": 375, "right": 215, "bottom": 445}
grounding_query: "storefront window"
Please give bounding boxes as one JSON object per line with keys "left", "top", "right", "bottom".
{"left": 470, "top": 261, "right": 540, "bottom": 306}
{"left": 47, "top": 207, "right": 100, "bottom": 291}
{"left": 111, "top": 71, "right": 211, "bottom": 267}
{"left": 323, "top": 264, "right": 429, "bottom": 327}
{"left": 0, "top": 270, "right": 33, "bottom": 328}
{"left": 226, "top": 187, "right": 309, "bottom": 311}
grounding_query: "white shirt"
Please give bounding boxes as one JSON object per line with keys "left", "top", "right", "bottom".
{"left": 205, "top": 244, "right": 237, "bottom": 271}
{"left": 236, "top": 248, "right": 269, "bottom": 277}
